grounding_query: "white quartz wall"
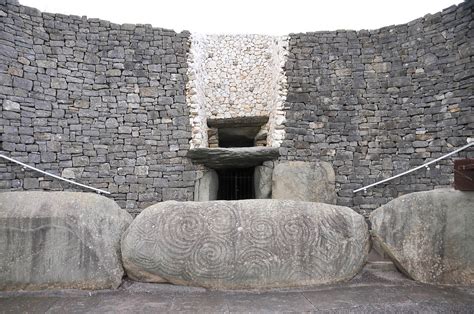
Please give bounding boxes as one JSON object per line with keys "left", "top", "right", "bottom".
{"left": 186, "top": 34, "right": 209, "bottom": 148}
{"left": 267, "top": 37, "right": 288, "bottom": 147}
{"left": 187, "top": 34, "right": 288, "bottom": 148}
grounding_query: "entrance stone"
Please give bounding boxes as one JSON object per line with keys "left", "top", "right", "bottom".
{"left": 121, "top": 199, "right": 369, "bottom": 289}
{"left": 272, "top": 161, "right": 336, "bottom": 204}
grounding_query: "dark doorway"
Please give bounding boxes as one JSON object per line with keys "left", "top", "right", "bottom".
{"left": 207, "top": 116, "right": 269, "bottom": 148}
{"left": 218, "top": 126, "right": 260, "bottom": 147}
{"left": 217, "top": 168, "right": 255, "bottom": 200}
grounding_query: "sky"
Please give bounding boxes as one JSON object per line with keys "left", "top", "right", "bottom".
{"left": 20, "top": 0, "right": 463, "bottom": 35}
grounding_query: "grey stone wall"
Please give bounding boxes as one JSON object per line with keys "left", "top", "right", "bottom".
{"left": 282, "top": 1, "right": 473, "bottom": 216}
{"left": 0, "top": 0, "right": 195, "bottom": 214}
{"left": 1, "top": 0, "right": 472, "bottom": 216}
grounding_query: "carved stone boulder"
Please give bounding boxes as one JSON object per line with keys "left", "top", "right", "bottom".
{"left": 121, "top": 200, "right": 369, "bottom": 289}
{"left": 0, "top": 191, "right": 133, "bottom": 290}
{"left": 370, "top": 188, "right": 474, "bottom": 285}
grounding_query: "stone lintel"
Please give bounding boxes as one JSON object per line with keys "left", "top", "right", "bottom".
{"left": 207, "top": 116, "right": 269, "bottom": 128}
{"left": 187, "top": 147, "right": 279, "bottom": 169}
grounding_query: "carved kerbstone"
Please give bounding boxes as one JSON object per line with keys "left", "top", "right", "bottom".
{"left": 370, "top": 188, "right": 474, "bottom": 285}
{"left": 0, "top": 191, "right": 132, "bottom": 291}
{"left": 122, "top": 200, "right": 369, "bottom": 289}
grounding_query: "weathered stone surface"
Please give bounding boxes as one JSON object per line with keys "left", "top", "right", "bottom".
{"left": 3, "top": 99, "right": 20, "bottom": 111}
{"left": 254, "top": 165, "right": 272, "bottom": 199}
{"left": 61, "top": 167, "right": 83, "bottom": 179}
{"left": 272, "top": 161, "right": 336, "bottom": 204}
{"left": 187, "top": 147, "right": 279, "bottom": 169}
{"left": 139, "top": 87, "right": 158, "bottom": 97}
{"left": 280, "top": 1, "right": 472, "bottom": 214}
{"left": 0, "top": 1, "right": 193, "bottom": 213}
{"left": 122, "top": 200, "right": 369, "bottom": 289}
{"left": 0, "top": 191, "right": 133, "bottom": 290}
{"left": 207, "top": 116, "right": 269, "bottom": 128}
{"left": 105, "top": 117, "right": 119, "bottom": 128}
{"left": 370, "top": 188, "right": 474, "bottom": 285}
{"left": 194, "top": 169, "right": 218, "bottom": 201}
{"left": 0, "top": 0, "right": 472, "bottom": 217}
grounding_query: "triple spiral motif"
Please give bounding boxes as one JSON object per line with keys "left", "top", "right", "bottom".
{"left": 126, "top": 201, "right": 360, "bottom": 287}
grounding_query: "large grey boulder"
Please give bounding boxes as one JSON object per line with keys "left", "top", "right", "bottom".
{"left": 272, "top": 161, "right": 336, "bottom": 204}
{"left": 370, "top": 188, "right": 474, "bottom": 285}
{"left": 122, "top": 200, "right": 369, "bottom": 289}
{"left": 0, "top": 191, "right": 133, "bottom": 290}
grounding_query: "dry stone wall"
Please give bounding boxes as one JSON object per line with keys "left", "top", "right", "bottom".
{"left": 0, "top": 0, "right": 472, "bottom": 215}
{"left": 0, "top": 0, "right": 195, "bottom": 214}
{"left": 281, "top": 1, "right": 473, "bottom": 215}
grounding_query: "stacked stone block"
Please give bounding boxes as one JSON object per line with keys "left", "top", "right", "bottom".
{"left": 282, "top": 2, "right": 473, "bottom": 215}
{"left": 0, "top": 0, "right": 195, "bottom": 214}
{"left": 0, "top": 0, "right": 472, "bottom": 215}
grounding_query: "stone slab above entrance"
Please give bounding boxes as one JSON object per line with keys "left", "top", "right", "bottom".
{"left": 187, "top": 147, "right": 279, "bottom": 169}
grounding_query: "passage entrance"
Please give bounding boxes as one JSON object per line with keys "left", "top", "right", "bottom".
{"left": 217, "top": 168, "right": 255, "bottom": 200}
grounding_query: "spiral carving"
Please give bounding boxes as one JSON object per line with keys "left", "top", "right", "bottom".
{"left": 207, "top": 203, "right": 239, "bottom": 236}
{"left": 157, "top": 208, "right": 205, "bottom": 258}
{"left": 246, "top": 218, "right": 276, "bottom": 245}
{"left": 278, "top": 215, "right": 315, "bottom": 251}
{"left": 122, "top": 200, "right": 369, "bottom": 289}
{"left": 236, "top": 247, "right": 275, "bottom": 280}
{"left": 187, "top": 235, "right": 236, "bottom": 279}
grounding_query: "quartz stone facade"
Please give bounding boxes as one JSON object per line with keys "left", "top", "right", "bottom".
{"left": 186, "top": 34, "right": 288, "bottom": 148}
